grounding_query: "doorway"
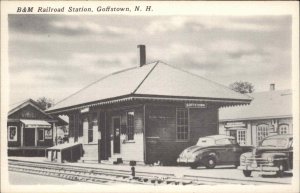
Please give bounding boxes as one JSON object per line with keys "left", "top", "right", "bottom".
{"left": 112, "top": 117, "right": 121, "bottom": 154}
{"left": 24, "top": 128, "right": 35, "bottom": 146}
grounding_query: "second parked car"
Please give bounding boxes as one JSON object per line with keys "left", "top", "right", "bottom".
{"left": 238, "top": 134, "right": 293, "bottom": 177}
{"left": 177, "top": 135, "right": 253, "bottom": 169}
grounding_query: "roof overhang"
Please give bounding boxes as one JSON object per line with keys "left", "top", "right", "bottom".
{"left": 9, "top": 99, "right": 53, "bottom": 119}
{"left": 47, "top": 94, "right": 251, "bottom": 115}
{"left": 219, "top": 115, "right": 293, "bottom": 123}
{"left": 20, "top": 119, "right": 51, "bottom": 128}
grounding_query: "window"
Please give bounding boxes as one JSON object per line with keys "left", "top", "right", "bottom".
{"left": 127, "top": 111, "right": 134, "bottom": 140}
{"left": 216, "top": 138, "right": 232, "bottom": 145}
{"left": 279, "top": 124, "right": 289, "bottom": 135}
{"left": 176, "top": 108, "right": 189, "bottom": 141}
{"left": 8, "top": 126, "right": 18, "bottom": 141}
{"left": 83, "top": 117, "right": 89, "bottom": 144}
{"left": 88, "top": 114, "right": 98, "bottom": 143}
{"left": 38, "top": 129, "right": 44, "bottom": 141}
{"left": 197, "top": 137, "right": 215, "bottom": 146}
{"left": 237, "top": 130, "right": 246, "bottom": 145}
{"left": 257, "top": 124, "right": 269, "bottom": 145}
{"left": 261, "top": 138, "right": 288, "bottom": 148}
{"left": 229, "top": 130, "right": 237, "bottom": 138}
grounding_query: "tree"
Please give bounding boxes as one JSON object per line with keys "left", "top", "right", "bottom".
{"left": 229, "top": 81, "right": 254, "bottom": 94}
{"left": 36, "top": 97, "right": 55, "bottom": 110}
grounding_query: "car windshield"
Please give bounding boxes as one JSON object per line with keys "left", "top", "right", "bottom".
{"left": 196, "top": 138, "right": 215, "bottom": 146}
{"left": 261, "top": 138, "right": 288, "bottom": 148}
{"left": 216, "top": 138, "right": 236, "bottom": 145}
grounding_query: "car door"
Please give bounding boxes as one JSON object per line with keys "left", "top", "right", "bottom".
{"left": 215, "top": 138, "right": 234, "bottom": 164}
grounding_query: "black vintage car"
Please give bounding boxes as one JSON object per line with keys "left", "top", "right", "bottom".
{"left": 238, "top": 134, "right": 293, "bottom": 177}
{"left": 177, "top": 135, "right": 253, "bottom": 169}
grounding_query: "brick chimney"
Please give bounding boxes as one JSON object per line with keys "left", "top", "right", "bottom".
{"left": 137, "top": 45, "right": 146, "bottom": 67}
{"left": 270, "top": 83, "right": 275, "bottom": 91}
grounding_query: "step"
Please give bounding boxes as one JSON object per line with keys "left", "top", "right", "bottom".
{"left": 80, "top": 156, "right": 98, "bottom": 163}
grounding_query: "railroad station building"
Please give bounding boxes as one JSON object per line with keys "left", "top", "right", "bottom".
{"left": 46, "top": 45, "right": 251, "bottom": 165}
{"left": 219, "top": 85, "right": 293, "bottom": 146}
{"left": 7, "top": 99, "right": 67, "bottom": 156}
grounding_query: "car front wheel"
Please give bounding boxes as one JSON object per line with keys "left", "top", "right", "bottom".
{"left": 243, "top": 170, "right": 252, "bottom": 177}
{"left": 205, "top": 157, "right": 216, "bottom": 169}
{"left": 276, "top": 162, "right": 285, "bottom": 177}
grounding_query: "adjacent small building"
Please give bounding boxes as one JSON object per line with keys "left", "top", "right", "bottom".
{"left": 219, "top": 85, "right": 292, "bottom": 146}
{"left": 7, "top": 99, "right": 66, "bottom": 156}
{"left": 46, "top": 45, "right": 252, "bottom": 165}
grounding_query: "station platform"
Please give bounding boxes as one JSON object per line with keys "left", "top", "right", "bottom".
{"left": 7, "top": 156, "right": 292, "bottom": 184}
{"left": 8, "top": 147, "right": 49, "bottom": 157}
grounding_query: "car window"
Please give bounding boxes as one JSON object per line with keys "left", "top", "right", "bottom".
{"left": 196, "top": 138, "right": 215, "bottom": 146}
{"left": 289, "top": 140, "right": 293, "bottom": 148}
{"left": 261, "top": 138, "right": 288, "bottom": 148}
{"left": 215, "top": 138, "right": 232, "bottom": 145}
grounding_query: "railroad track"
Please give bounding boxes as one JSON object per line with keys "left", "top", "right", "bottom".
{"left": 8, "top": 159, "right": 289, "bottom": 185}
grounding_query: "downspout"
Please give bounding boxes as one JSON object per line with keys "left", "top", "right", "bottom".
{"left": 143, "top": 104, "right": 146, "bottom": 164}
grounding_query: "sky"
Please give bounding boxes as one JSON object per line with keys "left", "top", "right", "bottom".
{"left": 8, "top": 14, "right": 292, "bottom": 105}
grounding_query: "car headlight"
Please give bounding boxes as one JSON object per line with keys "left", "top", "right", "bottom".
{"left": 267, "top": 157, "right": 273, "bottom": 162}
{"left": 240, "top": 155, "right": 246, "bottom": 162}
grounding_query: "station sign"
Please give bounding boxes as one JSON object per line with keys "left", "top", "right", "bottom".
{"left": 185, "top": 103, "right": 207, "bottom": 108}
{"left": 225, "top": 122, "right": 246, "bottom": 128}
{"left": 81, "top": 107, "right": 89, "bottom": 113}
{"left": 45, "top": 129, "right": 52, "bottom": 139}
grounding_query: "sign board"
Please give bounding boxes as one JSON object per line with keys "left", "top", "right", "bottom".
{"left": 45, "top": 129, "right": 52, "bottom": 139}
{"left": 8, "top": 126, "right": 18, "bottom": 141}
{"left": 185, "top": 103, "right": 207, "bottom": 108}
{"left": 25, "top": 124, "right": 51, "bottom": 128}
{"left": 81, "top": 107, "right": 89, "bottom": 113}
{"left": 225, "top": 122, "right": 246, "bottom": 128}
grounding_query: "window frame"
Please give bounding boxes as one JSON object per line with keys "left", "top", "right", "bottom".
{"left": 83, "top": 116, "right": 89, "bottom": 144}
{"left": 237, "top": 130, "right": 246, "bottom": 145}
{"left": 278, "top": 124, "right": 289, "bottom": 135}
{"left": 87, "top": 113, "right": 98, "bottom": 144}
{"left": 126, "top": 111, "right": 135, "bottom": 141}
{"left": 176, "top": 108, "right": 189, "bottom": 141}
{"left": 257, "top": 123, "right": 269, "bottom": 145}
{"left": 38, "top": 128, "right": 44, "bottom": 141}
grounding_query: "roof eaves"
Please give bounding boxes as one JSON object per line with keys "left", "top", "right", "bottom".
{"left": 46, "top": 95, "right": 134, "bottom": 114}
{"left": 132, "top": 94, "right": 251, "bottom": 104}
{"left": 219, "top": 115, "right": 293, "bottom": 122}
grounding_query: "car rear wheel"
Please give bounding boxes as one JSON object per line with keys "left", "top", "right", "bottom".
{"left": 243, "top": 170, "right": 252, "bottom": 177}
{"left": 205, "top": 157, "right": 216, "bottom": 169}
{"left": 190, "top": 163, "right": 198, "bottom": 169}
{"left": 234, "top": 162, "right": 240, "bottom": 168}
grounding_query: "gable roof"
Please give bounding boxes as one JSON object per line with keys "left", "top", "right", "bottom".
{"left": 47, "top": 61, "right": 251, "bottom": 113}
{"left": 9, "top": 98, "right": 53, "bottom": 119}
{"left": 219, "top": 89, "right": 292, "bottom": 122}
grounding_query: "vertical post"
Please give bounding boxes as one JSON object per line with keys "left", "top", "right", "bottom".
{"left": 54, "top": 122, "right": 57, "bottom": 145}
{"left": 98, "top": 111, "right": 101, "bottom": 163}
{"left": 58, "top": 150, "right": 63, "bottom": 163}
{"left": 35, "top": 127, "right": 38, "bottom": 146}
{"left": 20, "top": 124, "right": 24, "bottom": 147}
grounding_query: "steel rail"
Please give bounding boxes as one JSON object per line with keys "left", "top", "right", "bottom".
{"left": 8, "top": 159, "right": 290, "bottom": 185}
{"left": 8, "top": 159, "right": 181, "bottom": 185}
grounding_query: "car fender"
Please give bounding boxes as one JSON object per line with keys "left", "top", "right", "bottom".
{"left": 200, "top": 150, "right": 218, "bottom": 161}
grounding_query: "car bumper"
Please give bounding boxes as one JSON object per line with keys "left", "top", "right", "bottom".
{"left": 238, "top": 165, "right": 279, "bottom": 172}
{"left": 177, "top": 157, "right": 196, "bottom": 164}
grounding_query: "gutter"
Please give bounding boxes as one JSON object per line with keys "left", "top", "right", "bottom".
{"left": 47, "top": 94, "right": 251, "bottom": 115}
